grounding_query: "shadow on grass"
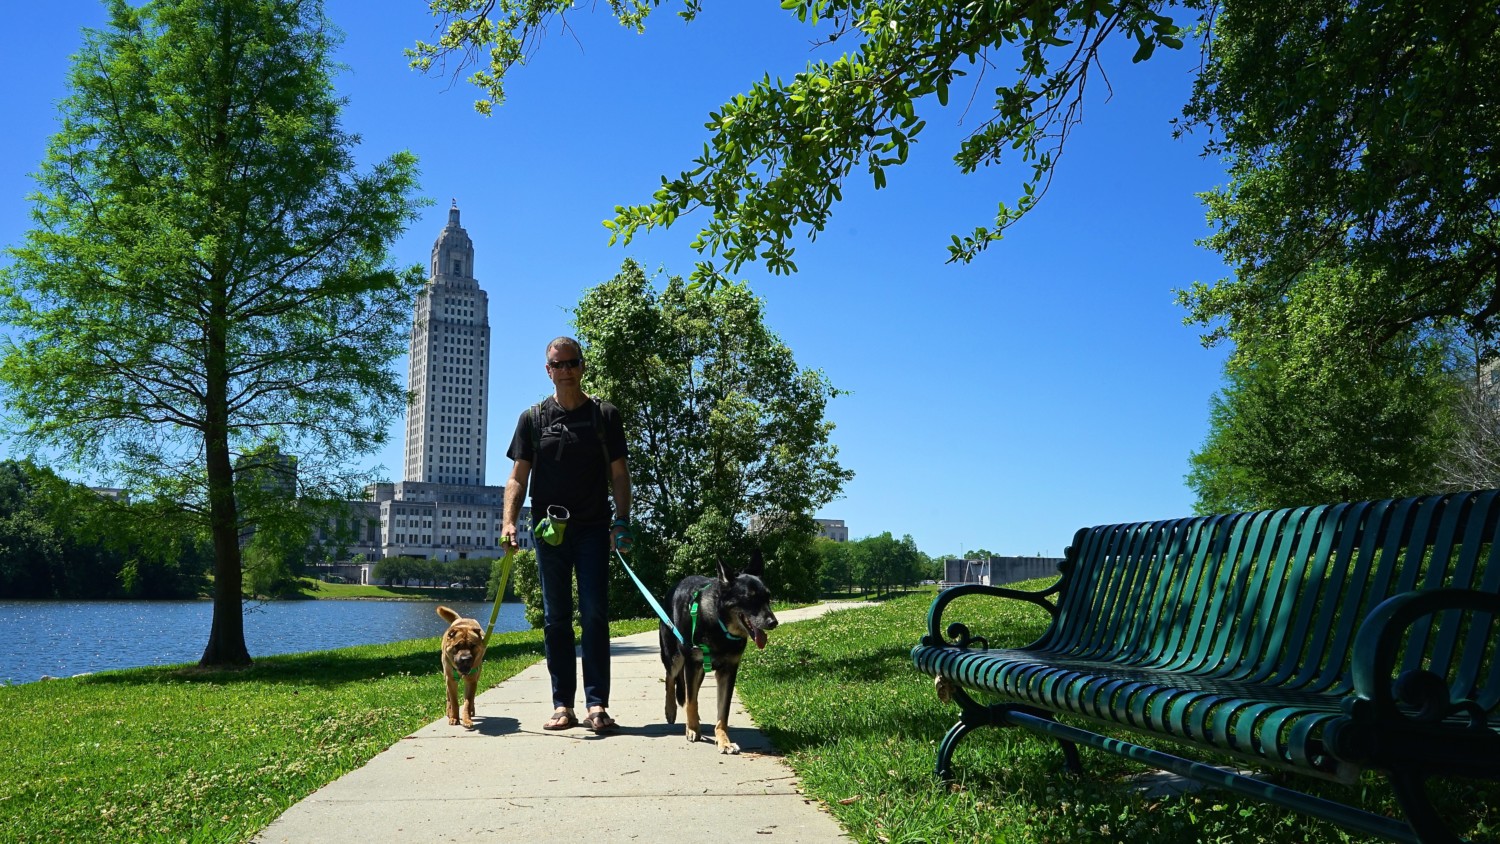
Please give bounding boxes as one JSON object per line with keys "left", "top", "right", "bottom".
{"left": 73, "top": 639, "right": 548, "bottom": 689}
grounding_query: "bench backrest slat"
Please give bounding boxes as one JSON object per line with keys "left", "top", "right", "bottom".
{"left": 1050, "top": 491, "right": 1500, "bottom": 701}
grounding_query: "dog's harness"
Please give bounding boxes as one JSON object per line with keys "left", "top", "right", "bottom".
{"left": 690, "top": 584, "right": 743, "bottom": 669}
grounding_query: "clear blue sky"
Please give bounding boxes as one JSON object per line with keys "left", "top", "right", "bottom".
{"left": 1, "top": 2, "right": 1231, "bottom": 560}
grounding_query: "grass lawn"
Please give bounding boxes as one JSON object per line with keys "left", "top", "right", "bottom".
{"left": 283, "top": 579, "right": 487, "bottom": 601}
{"left": 736, "top": 585, "right": 1500, "bottom": 843}
{"left": 0, "top": 616, "right": 655, "bottom": 844}
{"left": 4, "top": 587, "right": 1496, "bottom": 843}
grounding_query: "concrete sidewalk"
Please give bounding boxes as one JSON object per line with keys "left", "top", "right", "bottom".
{"left": 253, "top": 602, "right": 871, "bottom": 843}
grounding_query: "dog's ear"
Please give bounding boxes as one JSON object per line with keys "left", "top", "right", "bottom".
{"left": 716, "top": 555, "right": 732, "bottom": 584}
{"left": 743, "top": 548, "right": 765, "bottom": 578}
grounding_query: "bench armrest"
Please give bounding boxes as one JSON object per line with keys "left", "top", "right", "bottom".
{"left": 921, "top": 581, "right": 1063, "bottom": 649}
{"left": 1328, "top": 588, "right": 1500, "bottom": 773}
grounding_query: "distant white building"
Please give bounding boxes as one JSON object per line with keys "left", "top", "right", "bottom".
{"left": 313, "top": 203, "right": 533, "bottom": 579}
{"left": 89, "top": 487, "right": 130, "bottom": 504}
{"left": 814, "top": 518, "right": 849, "bottom": 542}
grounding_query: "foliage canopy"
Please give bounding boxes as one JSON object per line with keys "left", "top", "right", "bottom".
{"left": 411, "top": 0, "right": 1191, "bottom": 282}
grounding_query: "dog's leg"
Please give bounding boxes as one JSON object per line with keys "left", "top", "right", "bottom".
{"left": 463, "top": 676, "right": 478, "bottom": 729}
{"left": 684, "top": 659, "right": 708, "bottom": 743}
{"left": 445, "top": 673, "right": 460, "bottom": 726}
{"left": 714, "top": 662, "right": 741, "bottom": 754}
{"left": 664, "top": 651, "right": 683, "bottom": 725}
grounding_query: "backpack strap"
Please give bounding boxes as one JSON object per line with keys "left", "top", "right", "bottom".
{"left": 590, "top": 397, "right": 612, "bottom": 488}
{"left": 530, "top": 400, "right": 560, "bottom": 462}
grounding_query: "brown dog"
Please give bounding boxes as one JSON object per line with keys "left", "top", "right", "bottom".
{"left": 436, "top": 605, "right": 486, "bottom": 728}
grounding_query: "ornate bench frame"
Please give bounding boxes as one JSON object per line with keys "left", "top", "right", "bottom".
{"left": 911, "top": 491, "right": 1500, "bottom": 844}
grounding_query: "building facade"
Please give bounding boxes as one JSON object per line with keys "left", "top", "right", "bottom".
{"left": 814, "top": 518, "right": 849, "bottom": 542}
{"left": 941, "top": 555, "right": 1064, "bottom": 588}
{"left": 315, "top": 204, "right": 533, "bottom": 576}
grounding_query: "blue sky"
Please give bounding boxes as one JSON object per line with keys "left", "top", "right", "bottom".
{"left": 1, "top": 2, "right": 1231, "bottom": 559}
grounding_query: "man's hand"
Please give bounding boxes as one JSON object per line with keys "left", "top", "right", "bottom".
{"left": 610, "top": 519, "right": 633, "bottom": 554}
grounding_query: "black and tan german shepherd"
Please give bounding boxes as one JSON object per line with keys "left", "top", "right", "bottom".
{"left": 660, "top": 549, "right": 779, "bottom": 754}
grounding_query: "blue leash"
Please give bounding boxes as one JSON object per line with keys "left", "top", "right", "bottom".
{"left": 614, "top": 548, "right": 685, "bottom": 644}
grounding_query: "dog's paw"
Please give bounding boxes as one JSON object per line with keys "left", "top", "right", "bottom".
{"left": 719, "top": 741, "right": 741, "bottom": 755}
{"left": 685, "top": 726, "right": 701, "bottom": 743}
{"left": 448, "top": 717, "right": 459, "bottom": 726}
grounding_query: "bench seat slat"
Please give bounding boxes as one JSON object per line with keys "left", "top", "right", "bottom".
{"left": 914, "top": 645, "right": 1352, "bottom": 775}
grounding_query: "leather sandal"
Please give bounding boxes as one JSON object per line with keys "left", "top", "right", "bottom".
{"left": 584, "top": 710, "right": 618, "bottom": 733}
{"left": 542, "top": 708, "right": 576, "bottom": 730}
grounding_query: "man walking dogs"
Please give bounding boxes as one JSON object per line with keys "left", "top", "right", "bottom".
{"left": 502, "top": 337, "right": 632, "bottom": 733}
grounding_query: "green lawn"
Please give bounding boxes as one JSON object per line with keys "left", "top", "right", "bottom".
{"left": 736, "top": 587, "right": 1500, "bottom": 843}
{"left": 0, "top": 617, "right": 652, "bottom": 844}
{"left": 4, "top": 590, "right": 1496, "bottom": 843}
{"left": 285, "top": 579, "right": 486, "bottom": 601}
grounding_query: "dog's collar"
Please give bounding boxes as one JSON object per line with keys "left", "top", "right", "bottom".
{"left": 451, "top": 668, "right": 473, "bottom": 681}
{"left": 717, "top": 617, "right": 743, "bottom": 641}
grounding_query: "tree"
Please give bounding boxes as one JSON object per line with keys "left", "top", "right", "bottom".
{"left": 1, "top": 0, "right": 426, "bottom": 666}
{"left": 1180, "top": 0, "right": 1500, "bottom": 347}
{"left": 1184, "top": 265, "right": 1460, "bottom": 511}
{"left": 1434, "top": 339, "right": 1500, "bottom": 491}
{"left": 572, "top": 260, "right": 851, "bottom": 606}
{"left": 814, "top": 536, "right": 853, "bottom": 595}
{"left": 410, "top": 0, "right": 1191, "bottom": 283}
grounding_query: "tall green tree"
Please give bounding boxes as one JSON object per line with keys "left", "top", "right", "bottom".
{"left": 572, "top": 260, "right": 851, "bottom": 604}
{"left": 0, "top": 0, "right": 426, "bottom": 665}
{"left": 1184, "top": 265, "right": 1460, "bottom": 511}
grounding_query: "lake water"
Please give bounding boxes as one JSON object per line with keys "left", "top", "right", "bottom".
{"left": 0, "top": 598, "right": 530, "bottom": 686}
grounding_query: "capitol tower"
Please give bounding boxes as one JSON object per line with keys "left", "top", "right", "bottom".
{"left": 405, "top": 202, "right": 491, "bottom": 485}
{"left": 325, "top": 202, "right": 535, "bottom": 571}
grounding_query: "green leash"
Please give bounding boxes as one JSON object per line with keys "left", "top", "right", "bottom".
{"left": 466, "top": 545, "right": 518, "bottom": 685}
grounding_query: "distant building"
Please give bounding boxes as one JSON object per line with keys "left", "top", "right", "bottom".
{"left": 89, "top": 487, "right": 130, "bottom": 505}
{"left": 814, "top": 518, "right": 849, "bottom": 542}
{"left": 311, "top": 203, "right": 533, "bottom": 582}
{"left": 942, "top": 555, "right": 1064, "bottom": 587}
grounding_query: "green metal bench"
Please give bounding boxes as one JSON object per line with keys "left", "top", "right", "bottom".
{"left": 911, "top": 490, "right": 1500, "bottom": 844}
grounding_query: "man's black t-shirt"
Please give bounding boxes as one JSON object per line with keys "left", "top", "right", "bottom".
{"left": 507, "top": 396, "right": 628, "bottom": 527}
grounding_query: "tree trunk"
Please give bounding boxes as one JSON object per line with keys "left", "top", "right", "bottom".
{"left": 200, "top": 432, "right": 250, "bottom": 666}
{"left": 199, "top": 271, "right": 250, "bottom": 667}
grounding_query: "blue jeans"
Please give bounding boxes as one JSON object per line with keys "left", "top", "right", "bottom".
{"left": 535, "top": 521, "right": 610, "bottom": 710}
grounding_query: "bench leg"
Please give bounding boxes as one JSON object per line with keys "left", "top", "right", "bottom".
{"left": 1056, "top": 728, "right": 1083, "bottom": 775}
{"left": 936, "top": 716, "right": 981, "bottom": 781}
{"left": 935, "top": 685, "right": 1085, "bottom": 780}
{"left": 1389, "top": 771, "right": 1463, "bottom": 844}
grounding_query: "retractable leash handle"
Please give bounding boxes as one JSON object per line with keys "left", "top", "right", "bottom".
{"left": 614, "top": 548, "right": 685, "bottom": 644}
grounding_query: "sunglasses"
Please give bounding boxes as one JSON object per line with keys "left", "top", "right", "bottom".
{"left": 547, "top": 358, "right": 583, "bottom": 370}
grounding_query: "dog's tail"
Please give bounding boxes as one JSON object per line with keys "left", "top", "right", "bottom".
{"left": 436, "top": 605, "right": 459, "bottom": 623}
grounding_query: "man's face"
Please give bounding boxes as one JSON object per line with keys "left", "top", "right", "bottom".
{"left": 546, "top": 347, "right": 584, "bottom": 388}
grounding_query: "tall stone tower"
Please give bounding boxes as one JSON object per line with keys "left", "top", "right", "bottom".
{"left": 403, "top": 202, "right": 492, "bottom": 486}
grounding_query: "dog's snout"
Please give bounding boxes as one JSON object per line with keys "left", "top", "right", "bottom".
{"left": 763, "top": 614, "right": 779, "bottom": 630}
{"left": 454, "top": 651, "right": 476, "bottom": 670}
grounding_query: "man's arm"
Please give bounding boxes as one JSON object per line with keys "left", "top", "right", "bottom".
{"left": 502, "top": 459, "right": 530, "bottom": 547}
{"left": 609, "top": 457, "right": 631, "bottom": 522}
